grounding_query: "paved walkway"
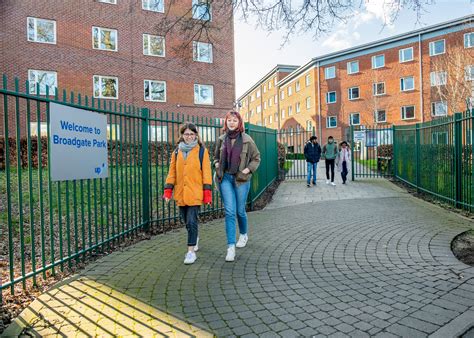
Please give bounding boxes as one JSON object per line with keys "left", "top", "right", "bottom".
{"left": 4, "top": 165, "right": 474, "bottom": 337}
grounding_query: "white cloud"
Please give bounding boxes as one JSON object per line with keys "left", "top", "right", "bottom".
{"left": 360, "top": 0, "right": 400, "bottom": 28}
{"left": 322, "top": 25, "right": 362, "bottom": 51}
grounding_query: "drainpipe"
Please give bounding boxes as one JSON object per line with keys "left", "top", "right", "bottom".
{"left": 277, "top": 75, "right": 281, "bottom": 131}
{"left": 317, "top": 61, "right": 322, "bottom": 139}
{"left": 418, "top": 33, "right": 424, "bottom": 123}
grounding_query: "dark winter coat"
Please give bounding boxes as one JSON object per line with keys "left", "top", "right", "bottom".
{"left": 304, "top": 141, "right": 322, "bottom": 163}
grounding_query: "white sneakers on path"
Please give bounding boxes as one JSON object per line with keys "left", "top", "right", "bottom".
{"left": 236, "top": 234, "right": 248, "bottom": 248}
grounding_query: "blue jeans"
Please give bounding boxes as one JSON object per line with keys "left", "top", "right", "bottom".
{"left": 307, "top": 162, "right": 318, "bottom": 184}
{"left": 219, "top": 173, "right": 251, "bottom": 245}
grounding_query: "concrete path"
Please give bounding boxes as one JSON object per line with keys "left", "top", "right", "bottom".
{"left": 3, "top": 165, "right": 474, "bottom": 337}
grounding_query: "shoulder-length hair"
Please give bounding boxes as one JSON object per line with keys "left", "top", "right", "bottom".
{"left": 223, "top": 111, "right": 245, "bottom": 133}
{"left": 177, "top": 122, "right": 203, "bottom": 146}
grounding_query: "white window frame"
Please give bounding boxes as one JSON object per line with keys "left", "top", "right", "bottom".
{"left": 431, "top": 101, "right": 447, "bottom": 117}
{"left": 28, "top": 69, "right": 57, "bottom": 96}
{"left": 143, "top": 34, "right": 165, "bottom": 57}
{"left": 192, "top": 0, "right": 212, "bottom": 21}
{"left": 263, "top": 101, "right": 267, "bottom": 109}
{"left": 288, "top": 105, "right": 293, "bottom": 116}
{"left": 325, "top": 66, "right": 336, "bottom": 79}
{"left": 350, "top": 113, "right": 360, "bottom": 126}
{"left": 401, "top": 105, "right": 415, "bottom": 120}
{"left": 250, "top": 94, "right": 255, "bottom": 102}
{"left": 305, "top": 74, "right": 311, "bottom": 86}
{"left": 399, "top": 47, "right": 414, "bottom": 63}
{"left": 29, "top": 122, "right": 48, "bottom": 137}
{"left": 269, "top": 81, "right": 272, "bottom": 89}
{"left": 280, "top": 91, "right": 284, "bottom": 100}
{"left": 269, "top": 115, "right": 273, "bottom": 124}
{"left": 274, "top": 94, "right": 278, "bottom": 103}
{"left": 288, "top": 86, "right": 293, "bottom": 96}
{"left": 326, "top": 116, "right": 337, "bottom": 129}
{"left": 149, "top": 125, "right": 168, "bottom": 142}
{"left": 142, "top": 0, "right": 164, "bottom": 13}
{"left": 263, "top": 85, "right": 267, "bottom": 93}
{"left": 193, "top": 41, "right": 213, "bottom": 63}
{"left": 464, "top": 32, "right": 474, "bottom": 48}
{"left": 296, "top": 102, "right": 301, "bottom": 113}
{"left": 347, "top": 61, "right": 359, "bottom": 74}
{"left": 465, "top": 65, "right": 474, "bottom": 81}
{"left": 373, "top": 82, "right": 386, "bottom": 96}
{"left": 295, "top": 81, "right": 301, "bottom": 92}
{"left": 269, "top": 98, "right": 272, "bottom": 107}
{"left": 429, "top": 39, "right": 445, "bottom": 56}
{"left": 256, "top": 89, "right": 261, "bottom": 98}
{"left": 27, "top": 17, "right": 56, "bottom": 44}
{"left": 306, "top": 97, "right": 311, "bottom": 109}
{"left": 374, "top": 110, "right": 386, "bottom": 123}
{"left": 257, "top": 105, "right": 262, "bottom": 113}
{"left": 430, "top": 71, "right": 447, "bottom": 86}
{"left": 400, "top": 76, "right": 415, "bottom": 91}
{"left": 326, "top": 91, "right": 337, "bottom": 104}
{"left": 98, "top": 0, "right": 117, "bottom": 3}
{"left": 107, "top": 124, "right": 121, "bottom": 141}
{"left": 92, "top": 26, "right": 118, "bottom": 52}
{"left": 144, "top": 79, "right": 166, "bottom": 102}
{"left": 281, "top": 109, "right": 285, "bottom": 120}
{"left": 372, "top": 54, "right": 385, "bottom": 69}
{"left": 194, "top": 84, "right": 214, "bottom": 105}
{"left": 348, "top": 87, "right": 360, "bottom": 100}
{"left": 93, "top": 75, "right": 119, "bottom": 99}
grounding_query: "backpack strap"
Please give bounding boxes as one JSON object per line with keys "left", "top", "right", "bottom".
{"left": 174, "top": 145, "right": 205, "bottom": 171}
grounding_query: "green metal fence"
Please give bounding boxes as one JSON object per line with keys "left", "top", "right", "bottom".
{"left": 277, "top": 129, "right": 316, "bottom": 180}
{"left": 393, "top": 110, "right": 473, "bottom": 212}
{"left": 0, "top": 75, "right": 278, "bottom": 299}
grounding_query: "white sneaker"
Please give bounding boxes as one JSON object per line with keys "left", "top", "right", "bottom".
{"left": 236, "top": 234, "right": 248, "bottom": 248}
{"left": 330, "top": 182, "right": 336, "bottom": 186}
{"left": 326, "top": 180, "right": 330, "bottom": 184}
{"left": 225, "top": 245, "right": 235, "bottom": 262}
{"left": 194, "top": 237, "right": 199, "bottom": 252}
{"left": 184, "top": 251, "right": 197, "bottom": 264}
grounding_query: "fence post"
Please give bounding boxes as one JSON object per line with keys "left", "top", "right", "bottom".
{"left": 350, "top": 125, "right": 355, "bottom": 181}
{"left": 454, "top": 112, "right": 463, "bottom": 208}
{"left": 415, "top": 123, "right": 420, "bottom": 192}
{"left": 392, "top": 125, "right": 397, "bottom": 178}
{"left": 141, "top": 108, "right": 150, "bottom": 231}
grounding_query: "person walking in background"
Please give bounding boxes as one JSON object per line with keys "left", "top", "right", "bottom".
{"left": 322, "top": 136, "right": 338, "bottom": 186}
{"left": 336, "top": 141, "right": 351, "bottom": 184}
{"left": 163, "top": 123, "right": 212, "bottom": 265}
{"left": 303, "top": 135, "right": 321, "bottom": 187}
{"left": 214, "top": 111, "right": 261, "bottom": 262}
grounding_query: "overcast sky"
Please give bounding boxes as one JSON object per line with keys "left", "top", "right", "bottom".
{"left": 233, "top": 0, "right": 474, "bottom": 98}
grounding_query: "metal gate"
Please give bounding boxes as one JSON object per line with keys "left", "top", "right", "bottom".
{"left": 350, "top": 125, "right": 394, "bottom": 179}
{"left": 277, "top": 129, "right": 315, "bottom": 180}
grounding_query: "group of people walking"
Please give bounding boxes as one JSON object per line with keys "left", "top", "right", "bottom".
{"left": 163, "top": 111, "right": 351, "bottom": 265}
{"left": 303, "top": 135, "right": 351, "bottom": 187}
{"left": 163, "top": 111, "right": 260, "bottom": 264}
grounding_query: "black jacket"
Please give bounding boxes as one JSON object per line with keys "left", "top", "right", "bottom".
{"left": 304, "top": 141, "right": 322, "bottom": 163}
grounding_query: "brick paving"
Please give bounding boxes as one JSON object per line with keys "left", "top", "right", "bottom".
{"left": 3, "top": 165, "right": 474, "bottom": 337}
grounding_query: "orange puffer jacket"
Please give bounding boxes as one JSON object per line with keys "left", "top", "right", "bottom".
{"left": 164, "top": 146, "right": 212, "bottom": 206}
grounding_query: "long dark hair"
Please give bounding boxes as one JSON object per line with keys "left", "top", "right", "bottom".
{"left": 177, "top": 122, "right": 203, "bottom": 145}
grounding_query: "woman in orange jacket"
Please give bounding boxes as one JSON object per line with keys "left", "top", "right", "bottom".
{"left": 163, "top": 123, "right": 213, "bottom": 264}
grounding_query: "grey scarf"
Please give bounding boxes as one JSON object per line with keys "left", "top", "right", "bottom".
{"left": 178, "top": 140, "right": 198, "bottom": 160}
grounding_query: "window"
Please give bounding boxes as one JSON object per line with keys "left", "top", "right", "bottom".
{"left": 306, "top": 120, "right": 313, "bottom": 131}
{"left": 99, "top": 0, "right": 117, "bottom": 3}
{"left": 274, "top": 94, "right": 278, "bottom": 103}
{"left": 257, "top": 105, "right": 262, "bottom": 113}
{"left": 296, "top": 102, "right": 301, "bottom": 113}
{"left": 194, "top": 84, "right": 214, "bottom": 105}
{"left": 149, "top": 125, "right": 168, "bottom": 142}
{"left": 28, "top": 69, "right": 57, "bottom": 95}
{"left": 431, "top": 101, "right": 447, "bottom": 116}
{"left": 432, "top": 131, "right": 448, "bottom": 145}
{"left": 192, "top": 0, "right": 211, "bottom": 21}
{"left": 269, "top": 115, "right": 273, "bottom": 124}
{"left": 401, "top": 105, "right": 415, "bottom": 120}
{"left": 347, "top": 61, "right": 359, "bottom": 74}
{"left": 264, "top": 101, "right": 267, "bottom": 109}
{"left": 399, "top": 47, "right": 414, "bottom": 62}
{"left": 430, "top": 71, "right": 447, "bottom": 86}
{"left": 281, "top": 109, "right": 285, "bottom": 119}
{"left": 144, "top": 80, "right": 166, "bottom": 102}
{"left": 465, "top": 65, "right": 474, "bottom": 81}
{"left": 306, "top": 97, "right": 311, "bottom": 109}
{"left": 373, "top": 82, "right": 385, "bottom": 96}
{"left": 107, "top": 124, "right": 121, "bottom": 141}
{"left": 326, "top": 116, "right": 337, "bottom": 128}
{"left": 350, "top": 113, "right": 360, "bottom": 126}
{"left": 30, "top": 122, "right": 48, "bottom": 137}
{"left": 269, "top": 81, "right": 272, "bottom": 89}
{"left": 280, "top": 91, "right": 284, "bottom": 100}
{"left": 142, "top": 0, "right": 164, "bottom": 13}
{"left": 143, "top": 34, "right": 165, "bottom": 57}
{"left": 400, "top": 76, "right": 415, "bottom": 91}
{"left": 295, "top": 81, "right": 300, "bottom": 92}
{"left": 193, "top": 41, "right": 212, "bottom": 63}
{"left": 269, "top": 98, "right": 272, "bottom": 107}
{"left": 250, "top": 94, "right": 255, "bottom": 102}
{"left": 325, "top": 66, "right": 336, "bottom": 79}
{"left": 326, "top": 91, "right": 337, "bottom": 104}
{"left": 372, "top": 54, "right": 385, "bottom": 69}
{"left": 250, "top": 110, "right": 253, "bottom": 117}
{"left": 429, "top": 39, "right": 445, "bottom": 56}
{"left": 197, "top": 126, "right": 216, "bottom": 142}
{"left": 274, "top": 112, "right": 278, "bottom": 122}
{"left": 263, "top": 85, "right": 267, "bottom": 93}
{"left": 27, "top": 17, "right": 56, "bottom": 44}
{"left": 465, "top": 32, "right": 474, "bottom": 48}
{"left": 93, "top": 26, "right": 118, "bottom": 51}
{"left": 256, "top": 89, "right": 261, "bottom": 98}
{"left": 93, "top": 75, "right": 118, "bottom": 99}
{"left": 274, "top": 78, "right": 277, "bottom": 85}
{"left": 348, "top": 87, "right": 360, "bottom": 100}
{"left": 288, "top": 105, "right": 293, "bottom": 116}
{"left": 288, "top": 86, "right": 293, "bottom": 96}
{"left": 374, "top": 110, "right": 386, "bottom": 123}
{"left": 305, "top": 74, "right": 311, "bottom": 86}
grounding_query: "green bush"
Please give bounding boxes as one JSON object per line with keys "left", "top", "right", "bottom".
{"left": 286, "top": 153, "right": 305, "bottom": 160}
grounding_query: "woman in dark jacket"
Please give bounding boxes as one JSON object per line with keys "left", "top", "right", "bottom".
{"left": 214, "top": 111, "right": 261, "bottom": 262}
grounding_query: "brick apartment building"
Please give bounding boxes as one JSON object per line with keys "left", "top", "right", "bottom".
{"left": 0, "top": 0, "right": 235, "bottom": 136}
{"left": 238, "top": 15, "right": 473, "bottom": 142}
